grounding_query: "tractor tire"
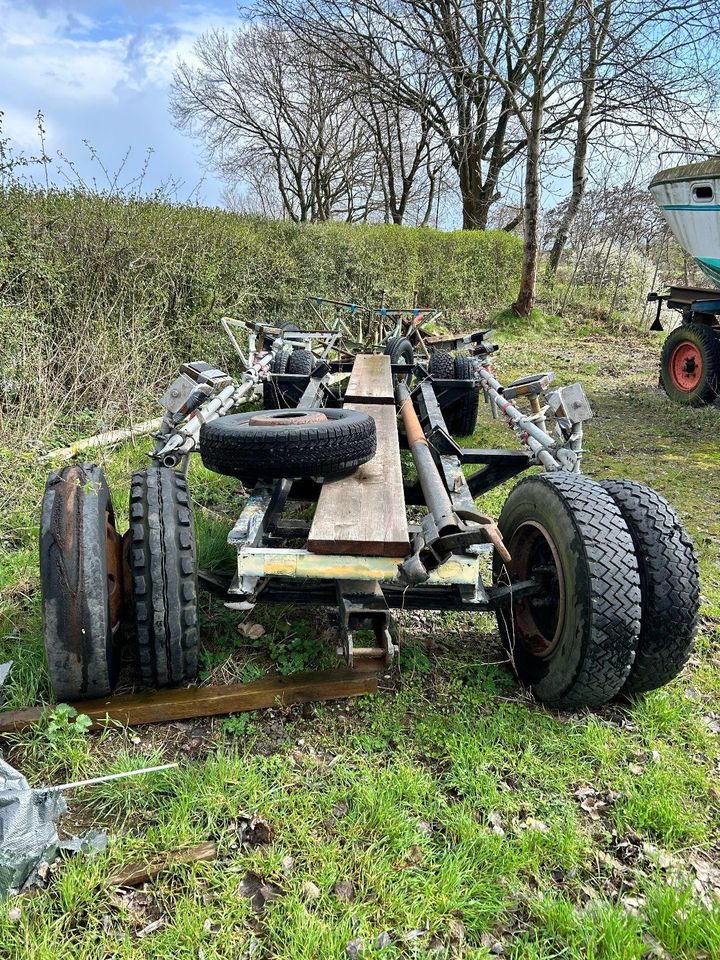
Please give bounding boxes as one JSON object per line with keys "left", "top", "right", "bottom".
{"left": 129, "top": 467, "right": 199, "bottom": 688}
{"left": 660, "top": 323, "right": 720, "bottom": 405}
{"left": 263, "top": 350, "right": 291, "bottom": 409}
{"left": 429, "top": 350, "right": 479, "bottom": 436}
{"left": 200, "top": 408, "right": 376, "bottom": 482}
{"left": 40, "top": 464, "right": 123, "bottom": 701}
{"left": 601, "top": 479, "right": 700, "bottom": 695}
{"left": 493, "top": 472, "right": 641, "bottom": 709}
{"left": 384, "top": 336, "right": 414, "bottom": 384}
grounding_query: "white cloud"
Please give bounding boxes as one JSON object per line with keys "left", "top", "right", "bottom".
{"left": 0, "top": 1, "right": 240, "bottom": 203}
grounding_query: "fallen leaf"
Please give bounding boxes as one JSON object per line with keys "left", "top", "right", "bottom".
{"left": 137, "top": 918, "right": 165, "bottom": 938}
{"left": 236, "top": 813, "right": 274, "bottom": 848}
{"left": 301, "top": 880, "right": 321, "bottom": 901}
{"left": 335, "top": 879, "right": 356, "bottom": 902}
{"left": 346, "top": 936, "right": 364, "bottom": 959}
{"left": 628, "top": 763, "right": 644, "bottom": 776}
{"left": 525, "top": 818, "right": 549, "bottom": 833}
{"left": 488, "top": 812, "right": 505, "bottom": 836}
{"left": 238, "top": 871, "right": 283, "bottom": 913}
{"left": 238, "top": 623, "right": 265, "bottom": 640}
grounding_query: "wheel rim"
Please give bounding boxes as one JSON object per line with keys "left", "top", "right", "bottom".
{"left": 669, "top": 341, "right": 703, "bottom": 392}
{"left": 507, "top": 521, "right": 566, "bottom": 658}
{"left": 249, "top": 411, "right": 328, "bottom": 427}
{"left": 105, "top": 511, "right": 124, "bottom": 634}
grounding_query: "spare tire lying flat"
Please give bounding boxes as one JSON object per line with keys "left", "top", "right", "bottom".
{"left": 200, "top": 408, "right": 376, "bottom": 482}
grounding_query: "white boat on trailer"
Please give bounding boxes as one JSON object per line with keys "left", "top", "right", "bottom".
{"left": 648, "top": 158, "right": 720, "bottom": 405}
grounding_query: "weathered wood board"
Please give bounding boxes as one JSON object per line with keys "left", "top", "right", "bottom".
{"left": 344, "top": 354, "right": 395, "bottom": 404}
{"left": 0, "top": 670, "right": 377, "bottom": 734}
{"left": 307, "top": 402, "right": 410, "bottom": 557}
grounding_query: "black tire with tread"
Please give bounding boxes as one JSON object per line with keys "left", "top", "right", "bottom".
{"left": 283, "top": 349, "right": 315, "bottom": 407}
{"left": 40, "top": 463, "right": 121, "bottom": 701}
{"left": 263, "top": 350, "right": 290, "bottom": 409}
{"left": 200, "top": 408, "right": 376, "bottom": 482}
{"left": 493, "top": 472, "right": 641, "bottom": 709}
{"left": 660, "top": 323, "right": 720, "bottom": 405}
{"left": 384, "top": 336, "right": 414, "bottom": 384}
{"left": 429, "top": 350, "right": 479, "bottom": 435}
{"left": 447, "top": 354, "right": 480, "bottom": 435}
{"left": 129, "top": 467, "right": 199, "bottom": 688}
{"left": 601, "top": 479, "right": 699, "bottom": 695}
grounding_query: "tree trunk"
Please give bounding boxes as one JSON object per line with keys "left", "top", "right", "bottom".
{"left": 514, "top": 85, "right": 544, "bottom": 317}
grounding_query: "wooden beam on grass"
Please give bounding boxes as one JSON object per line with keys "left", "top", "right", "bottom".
{"left": 0, "top": 669, "right": 377, "bottom": 734}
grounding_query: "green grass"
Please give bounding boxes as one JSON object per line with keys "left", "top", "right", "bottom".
{"left": 1, "top": 316, "right": 720, "bottom": 958}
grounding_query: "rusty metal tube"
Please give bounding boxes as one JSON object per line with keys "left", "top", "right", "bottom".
{"left": 396, "top": 382, "right": 458, "bottom": 534}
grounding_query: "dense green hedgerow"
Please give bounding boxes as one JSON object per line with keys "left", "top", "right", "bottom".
{"left": 0, "top": 187, "right": 522, "bottom": 444}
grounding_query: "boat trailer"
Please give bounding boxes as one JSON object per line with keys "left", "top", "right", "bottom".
{"left": 33, "top": 305, "right": 700, "bottom": 721}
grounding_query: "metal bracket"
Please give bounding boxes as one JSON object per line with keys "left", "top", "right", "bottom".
{"left": 336, "top": 580, "right": 398, "bottom": 669}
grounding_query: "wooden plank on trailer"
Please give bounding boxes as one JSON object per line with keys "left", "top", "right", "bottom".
{"left": 0, "top": 670, "right": 377, "bottom": 734}
{"left": 344, "top": 354, "right": 394, "bottom": 404}
{"left": 307, "top": 401, "right": 410, "bottom": 557}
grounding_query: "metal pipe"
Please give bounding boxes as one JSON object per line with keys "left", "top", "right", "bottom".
{"left": 396, "top": 381, "right": 459, "bottom": 534}
{"left": 476, "top": 364, "right": 574, "bottom": 470}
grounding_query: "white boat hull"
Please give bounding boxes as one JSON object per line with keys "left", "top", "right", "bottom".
{"left": 649, "top": 162, "right": 720, "bottom": 288}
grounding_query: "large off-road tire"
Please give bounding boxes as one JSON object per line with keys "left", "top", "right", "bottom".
{"left": 601, "top": 479, "right": 700, "bottom": 695}
{"left": 129, "top": 467, "right": 199, "bottom": 688}
{"left": 660, "top": 323, "right": 720, "bottom": 405}
{"left": 40, "top": 464, "right": 123, "bottom": 701}
{"left": 200, "top": 408, "right": 376, "bottom": 482}
{"left": 429, "top": 351, "right": 479, "bottom": 436}
{"left": 493, "top": 473, "right": 641, "bottom": 709}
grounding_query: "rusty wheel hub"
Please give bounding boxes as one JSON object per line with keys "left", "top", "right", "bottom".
{"left": 507, "top": 520, "right": 565, "bottom": 658}
{"left": 248, "top": 411, "right": 329, "bottom": 427}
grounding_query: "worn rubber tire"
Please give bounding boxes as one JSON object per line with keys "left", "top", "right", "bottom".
{"left": 493, "top": 473, "right": 641, "bottom": 709}
{"left": 200, "top": 408, "right": 376, "bottom": 481}
{"left": 263, "top": 349, "right": 291, "bottom": 409}
{"left": 601, "top": 479, "right": 700, "bottom": 695}
{"left": 429, "top": 351, "right": 479, "bottom": 435}
{"left": 385, "top": 335, "right": 414, "bottom": 384}
{"left": 446, "top": 355, "right": 480, "bottom": 436}
{"left": 660, "top": 323, "right": 720, "bottom": 405}
{"left": 263, "top": 320, "right": 300, "bottom": 351}
{"left": 129, "top": 468, "right": 199, "bottom": 688}
{"left": 40, "top": 464, "right": 122, "bottom": 701}
{"left": 283, "top": 349, "right": 315, "bottom": 407}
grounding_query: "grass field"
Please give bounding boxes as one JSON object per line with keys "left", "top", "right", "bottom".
{"left": 1, "top": 316, "right": 719, "bottom": 959}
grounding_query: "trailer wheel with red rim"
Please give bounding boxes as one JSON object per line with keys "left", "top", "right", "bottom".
{"left": 660, "top": 322, "right": 720, "bottom": 406}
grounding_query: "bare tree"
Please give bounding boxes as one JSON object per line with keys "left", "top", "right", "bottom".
{"left": 546, "top": 0, "right": 720, "bottom": 275}
{"left": 260, "top": 0, "right": 536, "bottom": 230}
{"left": 171, "top": 25, "right": 380, "bottom": 223}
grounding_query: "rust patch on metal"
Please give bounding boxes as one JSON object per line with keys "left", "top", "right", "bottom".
{"left": 249, "top": 411, "right": 328, "bottom": 427}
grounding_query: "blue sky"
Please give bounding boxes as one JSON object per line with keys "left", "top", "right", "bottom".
{"left": 0, "top": 1, "right": 242, "bottom": 205}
